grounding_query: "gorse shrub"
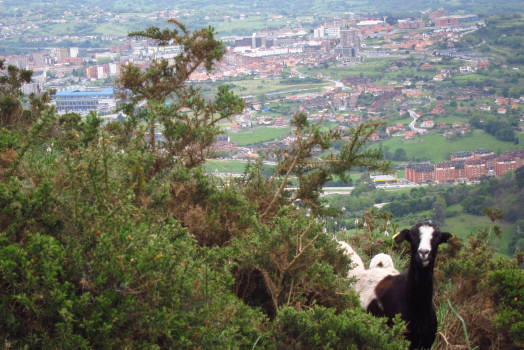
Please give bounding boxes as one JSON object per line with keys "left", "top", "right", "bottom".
{"left": 0, "top": 216, "right": 267, "bottom": 349}
{"left": 433, "top": 229, "right": 522, "bottom": 350}
{"left": 271, "top": 306, "right": 408, "bottom": 350}
{"left": 489, "top": 269, "right": 524, "bottom": 346}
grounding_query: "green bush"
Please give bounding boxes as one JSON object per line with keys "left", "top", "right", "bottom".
{"left": 489, "top": 269, "right": 524, "bottom": 346}
{"left": 0, "top": 216, "right": 268, "bottom": 349}
{"left": 272, "top": 306, "right": 408, "bottom": 350}
{"left": 0, "top": 127, "right": 19, "bottom": 151}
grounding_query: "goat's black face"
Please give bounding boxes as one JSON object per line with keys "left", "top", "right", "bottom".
{"left": 394, "top": 224, "right": 452, "bottom": 268}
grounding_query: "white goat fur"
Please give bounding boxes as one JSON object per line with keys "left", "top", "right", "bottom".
{"left": 338, "top": 241, "right": 399, "bottom": 309}
{"left": 337, "top": 240, "right": 365, "bottom": 277}
{"left": 369, "top": 253, "right": 398, "bottom": 273}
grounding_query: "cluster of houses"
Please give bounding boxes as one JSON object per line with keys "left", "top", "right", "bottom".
{"left": 405, "top": 149, "right": 524, "bottom": 183}
{"left": 2, "top": 4, "right": 489, "bottom": 108}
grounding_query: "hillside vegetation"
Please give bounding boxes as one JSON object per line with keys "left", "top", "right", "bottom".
{"left": 4, "top": 0, "right": 524, "bottom": 15}
{"left": 0, "top": 21, "right": 522, "bottom": 349}
{"left": 326, "top": 170, "right": 524, "bottom": 255}
{"left": 465, "top": 14, "right": 524, "bottom": 65}
{"left": 378, "top": 130, "right": 523, "bottom": 162}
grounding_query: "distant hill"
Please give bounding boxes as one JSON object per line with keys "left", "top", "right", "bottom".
{"left": 3, "top": 0, "right": 523, "bottom": 15}
{"left": 464, "top": 14, "right": 524, "bottom": 65}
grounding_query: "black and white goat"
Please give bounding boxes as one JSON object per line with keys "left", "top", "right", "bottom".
{"left": 340, "top": 223, "right": 451, "bottom": 349}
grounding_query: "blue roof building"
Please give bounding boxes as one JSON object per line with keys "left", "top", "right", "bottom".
{"left": 53, "top": 88, "right": 116, "bottom": 114}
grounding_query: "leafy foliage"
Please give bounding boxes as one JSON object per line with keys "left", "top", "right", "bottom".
{"left": 434, "top": 228, "right": 522, "bottom": 350}
{"left": 271, "top": 306, "right": 408, "bottom": 350}
{"left": 0, "top": 59, "right": 53, "bottom": 130}
{"left": 489, "top": 269, "right": 524, "bottom": 346}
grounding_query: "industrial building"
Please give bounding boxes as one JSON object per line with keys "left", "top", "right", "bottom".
{"left": 370, "top": 175, "right": 398, "bottom": 184}
{"left": 53, "top": 88, "right": 116, "bottom": 114}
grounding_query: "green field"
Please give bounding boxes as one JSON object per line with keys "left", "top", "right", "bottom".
{"left": 228, "top": 126, "right": 291, "bottom": 145}
{"left": 229, "top": 78, "right": 330, "bottom": 97}
{"left": 211, "top": 16, "right": 291, "bottom": 36}
{"left": 94, "top": 23, "right": 134, "bottom": 36}
{"left": 205, "top": 159, "right": 276, "bottom": 174}
{"left": 389, "top": 211, "right": 514, "bottom": 254}
{"left": 38, "top": 23, "right": 91, "bottom": 36}
{"left": 450, "top": 74, "right": 492, "bottom": 87}
{"left": 390, "top": 117, "right": 412, "bottom": 125}
{"left": 442, "top": 214, "right": 514, "bottom": 253}
{"left": 377, "top": 130, "right": 524, "bottom": 162}
{"left": 432, "top": 115, "right": 470, "bottom": 124}
{"left": 298, "top": 57, "right": 398, "bottom": 80}
{"left": 205, "top": 160, "right": 250, "bottom": 173}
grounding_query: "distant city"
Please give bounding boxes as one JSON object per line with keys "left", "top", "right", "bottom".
{"left": 1, "top": 6, "right": 522, "bottom": 180}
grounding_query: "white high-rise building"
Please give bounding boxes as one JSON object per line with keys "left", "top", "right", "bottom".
{"left": 69, "top": 47, "right": 79, "bottom": 58}
{"left": 313, "top": 26, "right": 325, "bottom": 38}
{"left": 97, "top": 66, "right": 106, "bottom": 79}
{"left": 108, "top": 63, "right": 119, "bottom": 76}
{"left": 325, "top": 26, "right": 340, "bottom": 38}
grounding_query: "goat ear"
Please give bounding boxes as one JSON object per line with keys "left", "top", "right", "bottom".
{"left": 394, "top": 229, "right": 410, "bottom": 244}
{"left": 439, "top": 232, "right": 452, "bottom": 244}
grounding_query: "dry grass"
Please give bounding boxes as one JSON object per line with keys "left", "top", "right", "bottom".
{"left": 433, "top": 234, "right": 520, "bottom": 350}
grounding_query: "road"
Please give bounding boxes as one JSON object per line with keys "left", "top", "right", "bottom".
{"left": 408, "top": 109, "right": 427, "bottom": 135}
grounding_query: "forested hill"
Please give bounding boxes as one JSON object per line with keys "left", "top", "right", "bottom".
{"left": 3, "top": 0, "right": 523, "bottom": 15}
{"left": 464, "top": 15, "right": 524, "bottom": 65}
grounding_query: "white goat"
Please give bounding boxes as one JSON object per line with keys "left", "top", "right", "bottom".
{"left": 337, "top": 241, "right": 399, "bottom": 309}
{"left": 369, "top": 253, "right": 398, "bottom": 273}
{"left": 337, "top": 240, "right": 365, "bottom": 277}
